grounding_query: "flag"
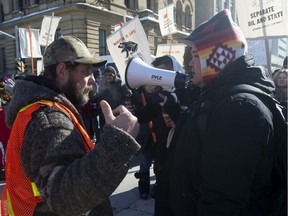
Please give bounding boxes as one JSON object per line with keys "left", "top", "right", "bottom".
{"left": 236, "top": 0, "right": 288, "bottom": 39}
{"left": 158, "top": 4, "right": 177, "bottom": 36}
{"left": 18, "top": 28, "right": 42, "bottom": 58}
{"left": 156, "top": 43, "right": 186, "bottom": 67}
{"left": 106, "top": 17, "right": 152, "bottom": 81}
{"left": 39, "top": 15, "right": 62, "bottom": 46}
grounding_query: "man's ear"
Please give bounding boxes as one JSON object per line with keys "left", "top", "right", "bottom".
{"left": 55, "top": 63, "right": 67, "bottom": 79}
{"left": 55, "top": 63, "right": 69, "bottom": 89}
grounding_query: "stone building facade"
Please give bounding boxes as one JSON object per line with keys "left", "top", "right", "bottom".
{"left": 0, "top": 0, "right": 197, "bottom": 77}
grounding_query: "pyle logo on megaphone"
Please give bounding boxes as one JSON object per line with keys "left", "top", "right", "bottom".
{"left": 151, "top": 75, "right": 162, "bottom": 81}
{"left": 125, "top": 57, "right": 189, "bottom": 90}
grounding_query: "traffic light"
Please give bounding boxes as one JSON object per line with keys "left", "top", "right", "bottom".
{"left": 17, "top": 61, "right": 27, "bottom": 73}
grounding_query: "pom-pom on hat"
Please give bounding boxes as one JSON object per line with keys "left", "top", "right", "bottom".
{"left": 182, "top": 9, "right": 247, "bottom": 86}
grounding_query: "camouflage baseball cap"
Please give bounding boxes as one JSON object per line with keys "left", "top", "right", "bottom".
{"left": 44, "top": 35, "right": 107, "bottom": 67}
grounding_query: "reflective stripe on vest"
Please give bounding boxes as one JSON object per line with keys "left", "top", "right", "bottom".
{"left": 1, "top": 100, "right": 94, "bottom": 216}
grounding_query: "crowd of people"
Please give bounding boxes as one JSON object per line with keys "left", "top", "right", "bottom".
{"left": 0, "top": 9, "right": 286, "bottom": 216}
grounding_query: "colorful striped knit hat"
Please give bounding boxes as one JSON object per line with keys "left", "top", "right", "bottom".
{"left": 183, "top": 9, "right": 247, "bottom": 86}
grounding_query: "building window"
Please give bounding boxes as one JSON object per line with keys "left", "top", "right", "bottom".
{"left": 0, "top": 4, "right": 4, "bottom": 22}
{"left": 0, "top": 48, "right": 6, "bottom": 74}
{"left": 31, "top": 0, "right": 40, "bottom": 5}
{"left": 125, "top": 0, "right": 137, "bottom": 10}
{"left": 13, "top": 0, "right": 24, "bottom": 11}
{"left": 224, "top": 0, "right": 228, "bottom": 9}
{"left": 99, "top": 29, "right": 106, "bottom": 56}
{"left": 125, "top": 0, "right": 131, "bottom": 9}
{"left": 147, "top": 0, "right": 158, "bottom": 12}
{"left": 55, "top": 29, "right": 62, "bottom": 40}
{"left": 147, "top": 0, "right": 153, "bottom": 11}
{"left": 216, "top": 0, "right": 222, "bottom": 12}
{"left": 185, "top": 6, "right": 192, "bottom": 29}
{"left": 176, "top": 1, "right": 182, "bottom": 27}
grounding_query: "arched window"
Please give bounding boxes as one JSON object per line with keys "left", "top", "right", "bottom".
{"left": 125, "top": 0, "right": 138, "bottom": 10}
{"left": 176, "top": 1, "right": 182, "bottom": 27}
{"left": 147, "top": 0, "right": 158, "bottom": 13}
{"left": 185, "top": 6, "right": 191, "bottom": 29}
{"left": 0, "top": 3, "right": 4, "bottom": 22}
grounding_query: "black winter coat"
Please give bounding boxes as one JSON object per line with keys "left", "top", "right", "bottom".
{"left": 156, "top": 55, "right": 277, "bottom": 216}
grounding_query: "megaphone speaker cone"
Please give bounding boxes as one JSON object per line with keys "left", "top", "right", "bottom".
{"left": 125, "top": 57, "right": 189, "bottom": 90}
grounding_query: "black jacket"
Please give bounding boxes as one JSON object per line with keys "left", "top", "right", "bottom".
{"left": 157, "top": 55, "right": 277, "bottom": 216}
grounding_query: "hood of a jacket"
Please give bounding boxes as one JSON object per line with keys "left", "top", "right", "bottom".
{"left": 5, "top": 75, "right": 80, "bottom": 128}
{"left": 205, "top": 54, "right": 275, "bottom": 95}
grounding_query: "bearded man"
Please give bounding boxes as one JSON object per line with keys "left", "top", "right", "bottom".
{"left": 1, "top": 36, "right": 140, "bottom": 216}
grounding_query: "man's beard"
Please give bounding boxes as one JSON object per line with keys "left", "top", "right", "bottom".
{"left": 62, "top": 76, "right": 92, "bottom": 107}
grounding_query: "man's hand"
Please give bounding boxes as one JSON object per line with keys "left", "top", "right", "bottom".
{"left": 100, "top": 100, "right": 140, "bottom": 138}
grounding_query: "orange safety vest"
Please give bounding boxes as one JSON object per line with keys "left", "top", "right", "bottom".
{"left": 1, "top": 100, "right": 94, "bottom": 216}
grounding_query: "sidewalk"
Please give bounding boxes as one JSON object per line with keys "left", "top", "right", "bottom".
{"left": 110, "top": 156, "right": 155, "bottom": 216}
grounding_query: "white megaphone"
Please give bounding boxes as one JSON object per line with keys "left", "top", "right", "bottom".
{"left": 125, "top": 57, "right": 189, "bottom": 90}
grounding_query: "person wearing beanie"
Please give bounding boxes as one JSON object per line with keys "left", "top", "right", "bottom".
{"left": 80, "top": 68, "right": 103, "bottom": 143}
{"left": 131, "top": 55, "right": 184, "bottom": 200}
{"left": 103, "top": 66, "right": 117, "bottom": 82}
{"left": 272, "top": 68, "right": 288, "bottom": 117}
{"left": 155, "top": 9, "right": 286, "bottom": 216}
{"left": 283, "top": 56, "right": 287, "bottom": 69}
{"left": 98, "top": 65, "right": 133, "bottom": 132}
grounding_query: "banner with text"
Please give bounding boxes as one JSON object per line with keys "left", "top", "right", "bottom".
{"left": 106, "top": 17, "right": 152, "bottom": 81}
{"left": 158, "top": 4, "right": 177, "bottom": 36}
{"left": 156, "top": 43, "right": 186, "bottom": 67}
{"left": 39, "top": 15, "right": 62, "bottom": 46}
{"left": 19, "top": 28, "right": 42, "bottom": 58}
{"left": 236, "top": 0, "right": 287, "bottom": 39}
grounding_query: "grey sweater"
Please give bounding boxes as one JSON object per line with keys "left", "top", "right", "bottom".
{"left": 5, "top": 76, "right": 140, "bottom": 216}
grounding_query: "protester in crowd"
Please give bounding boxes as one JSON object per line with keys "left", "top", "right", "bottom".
{"left": 81, "top": 68, "right": 103, "bottom": 143}
{"left": 98, "top": 66, "right": 133, "bottom": 130}
{"left": 131, "top": 55, "right": 184, "bottom": 200}
{"left": 0, "top": 108, "right": 9, "bottom": 180}
{"left": 283, "top": 56, "right": 287, "bottom": 69}
{"left": 0, "top": 79, "right": 14, "bottom": 181}
{"left": 0, "top": 79, "right": 13, "bottom": 107}
{"left": 154, "top": 9, "right": 285, "bottom": 216}
{"left": 99, "top": 66, "right": 131, "bottom": 109}
{"left": 1, "top": 35, "right": 140, "bottom": 216}
{"left": 272, "top": 68, "right": 288, "bottom": 115}
{"left": 133, "top": 121, "right": 155, "bottom": 200}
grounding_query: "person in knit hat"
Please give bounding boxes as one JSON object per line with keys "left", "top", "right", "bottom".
{"left": 155, "top": 9, "right": 285, "bottom": 216}
{"left": 98, "top": 65, "right": 133, "bottom": 132}
{"left": 183, "top": 8, "right": 248, "bottom": 87}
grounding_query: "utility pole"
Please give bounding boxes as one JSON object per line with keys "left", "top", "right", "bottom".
{"left": 14, "top": 26, "right": 20, "bottom": 60}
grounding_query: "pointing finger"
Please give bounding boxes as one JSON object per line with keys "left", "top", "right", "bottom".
{"left": 100, "top": 100, "right": 115, "bottom": 124}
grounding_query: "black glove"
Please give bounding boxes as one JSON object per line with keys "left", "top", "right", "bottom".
{"left": 152, "top": 90, "right": 181, "bottom": 122}
{"left": 130, "top": 88, "right": 154, "bottom": 123}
